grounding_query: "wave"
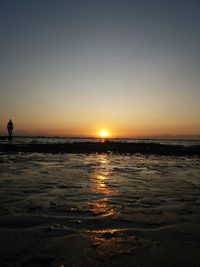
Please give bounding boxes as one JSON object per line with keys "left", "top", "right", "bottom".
{"left": 0, "top": 141, "right": 200, "bottom": 156}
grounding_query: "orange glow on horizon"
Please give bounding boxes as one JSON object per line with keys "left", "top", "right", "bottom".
{"left": 3, "top": 117, "right": 199, "bottom": 138}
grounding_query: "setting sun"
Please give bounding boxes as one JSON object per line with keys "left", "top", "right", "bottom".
{"left": 99, "top": 129, "right": 109, "bottom": 138}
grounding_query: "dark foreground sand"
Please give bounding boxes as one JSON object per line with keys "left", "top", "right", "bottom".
{"left": 0, "top": 152, "right": 200, "bottom": 267}
{"left": 1, "top": 215, "right": 200, "bottom": 267}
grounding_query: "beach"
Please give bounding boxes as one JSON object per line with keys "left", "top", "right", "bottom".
{"left": 0, "top": 144, "right": 200, "bottom": 266}
{"left": 1, "top": 0, "right": 200, "bottom": 265}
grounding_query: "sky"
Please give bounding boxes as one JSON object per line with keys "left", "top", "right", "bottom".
{"left": 0, "top": 0, "right": 200, "bottom": 137}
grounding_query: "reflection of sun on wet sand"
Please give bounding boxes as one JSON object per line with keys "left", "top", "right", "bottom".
{"left": 89, "top": 154, "right": 118, "bottom": 218}
{"left": 0, "top": 153, "right": 200, "bottom": 266}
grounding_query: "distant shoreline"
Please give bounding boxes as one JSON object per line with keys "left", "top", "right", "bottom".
{"left": 0, "top": 142, "right": 200, "bottom": 156}
{"left": 1, "top": 136, "right": 200, "bottom": 142}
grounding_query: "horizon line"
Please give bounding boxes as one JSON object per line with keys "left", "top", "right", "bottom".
{"left": 1, "top": 134, "right": 200, "bottom": 141}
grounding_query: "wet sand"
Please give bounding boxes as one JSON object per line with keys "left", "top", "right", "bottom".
{"left": 0, "top": 153, "right": 200, "bottom": 266}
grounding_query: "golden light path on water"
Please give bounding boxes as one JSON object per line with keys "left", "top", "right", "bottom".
{"left": 89, "top": 154, "right": 118, "bottom": 218}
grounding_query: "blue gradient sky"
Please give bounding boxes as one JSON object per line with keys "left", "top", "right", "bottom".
{"left": 0, "top": 0, "right": 200, "bottom": 137}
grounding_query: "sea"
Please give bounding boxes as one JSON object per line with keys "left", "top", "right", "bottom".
{"left": 0, "top": 137, "right": 200, "bottom": 266}
{"left": 0, "top": 136, "right": 200, "bottom": 146}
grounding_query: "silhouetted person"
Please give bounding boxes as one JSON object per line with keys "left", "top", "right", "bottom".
{"left": 7, "top": 119, "right": 14, "bottom": 140}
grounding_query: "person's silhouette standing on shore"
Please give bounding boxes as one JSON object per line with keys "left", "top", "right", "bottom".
{"left": 7, "top": 119, "right": 14, "bottom": 140}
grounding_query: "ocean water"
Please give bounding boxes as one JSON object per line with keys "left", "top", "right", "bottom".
{"left": 0, "top": 145, "right": 200, "bottom": 266}
{"left": 0, "top": 152, "right": 200, "bottom": 231}
{"left": 0, "top": 136, "right": 200, "bottom": 147}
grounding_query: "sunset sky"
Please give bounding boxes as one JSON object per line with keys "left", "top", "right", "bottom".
{"left": 0, "top": 0, "right": 200, "bottom": 137}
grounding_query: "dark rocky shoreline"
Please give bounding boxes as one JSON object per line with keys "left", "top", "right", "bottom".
{"left": 0, "top": 142, "right": 200, "bottom": 156}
